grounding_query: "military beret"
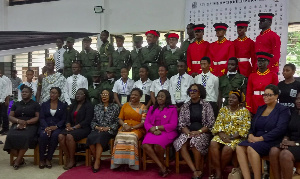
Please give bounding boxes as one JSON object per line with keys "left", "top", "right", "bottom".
{"left": 168, "top": 33, "right": 179, "bottom": 39}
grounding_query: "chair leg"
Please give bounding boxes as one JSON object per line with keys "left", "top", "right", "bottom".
{"left": 165, "top": 146, "right": 170, "bottom": 167}
{"left": 59, "top": 146, "right": 63, "bottom": 165}
{"left": 85, "top": 149, "right": 90, "bottom": 166}
{"left": 34, "top": 145, "right": 39, "bottom": 165}
{"left": 175, "top": 151, "right": 180, "bottom": 174}
{"left": 10, "top": 153, "right": 14, "bottom": 166}
{"left": 143, "top": 148, "right": 147, "bottom": 171}
{"left": 139, "top": 140, "right": 142, "bottom": 169}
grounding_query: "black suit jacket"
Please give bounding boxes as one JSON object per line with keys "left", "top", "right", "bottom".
{"left": 66, "top": 101, "right": 94, "bottom": 128}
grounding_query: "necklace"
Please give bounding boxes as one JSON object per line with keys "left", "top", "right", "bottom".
{"left": 229, "top": 106, "right": 239, "bottom": 113}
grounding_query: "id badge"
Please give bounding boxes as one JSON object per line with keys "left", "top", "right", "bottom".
{"left": 175, "top": 91, "right": 181, "bottom": 100}
{"left": 140, "top": 94, "right": 146, "bottom": 103}
{"left": 121, "top": 95, "right": 127, "bottom": 104}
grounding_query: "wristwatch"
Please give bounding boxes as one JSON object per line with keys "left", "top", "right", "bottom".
{"left": 155, "top": 126, "right": 158, "bottom": 130}
{"left": 296, "top": 142, "right": 299, "bottom": 146}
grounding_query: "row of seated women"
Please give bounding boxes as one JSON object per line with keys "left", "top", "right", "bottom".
{"left": 3, "top": 83, "right": 300, "bottom": 179}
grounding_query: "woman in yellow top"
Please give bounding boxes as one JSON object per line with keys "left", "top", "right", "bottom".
{"left": 209, "top": 90, "right": 251, "bottom": 179}
{"left": 111, "top": 88, "right": 147, "bottom": 171}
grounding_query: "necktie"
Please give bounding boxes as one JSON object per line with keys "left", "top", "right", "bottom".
{"left": 56, "top": 50, "right": 61, "bottom": 71}
{"left": 202, "top": 75, "right": 207, "bottom": 87}
{"left": 176, "top": 76, "right": 182, "bottom": 91}
{"left": 71, "top": 75, "right": 78, "bottom": 97}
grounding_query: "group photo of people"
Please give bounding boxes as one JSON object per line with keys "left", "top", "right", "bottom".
{"left": 0, "top": 1, "right": 300, "bottom": 178}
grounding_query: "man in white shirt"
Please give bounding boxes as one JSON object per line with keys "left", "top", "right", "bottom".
{"left": 0, "top": 69, "right": 12, "bottom": 135}
{"left": 66, "top": 62, "right": 88, "bottom": 101}
{"left": 53, "top": 38, "right": 66, "bottom": 73}
{"left": 169, "top": 60, "right": 194, "bottom": 111}
{"left": 195, "top": 56, "right": 219, "bottom": 117}
{"left": 17, "top": 69, "right": 37, "bottom": 101}
{"left": 150, "top": 65, "right": 170, "bottom": 104}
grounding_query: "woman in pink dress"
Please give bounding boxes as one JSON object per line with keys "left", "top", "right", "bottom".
{"left": 142, "top": 90, "right": 178, "bottom": 177}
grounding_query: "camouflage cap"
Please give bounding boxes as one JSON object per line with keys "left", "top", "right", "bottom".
{"left": 133, "top": 36, "right": 143, "bottom": 42}
{"left": 83, "top": 37, "right": 92, "bottom": 42}
{"left": 106, "top": 67, "right": 116, "bottom": 73}
{"left": 91, "top": 71, "right": 101, "bottom": 76}
{"left": 66, "top": 37, "right": 75, "bottom": 43}
{"left": 115, "top": 35, "right": 125, "bottom": 41}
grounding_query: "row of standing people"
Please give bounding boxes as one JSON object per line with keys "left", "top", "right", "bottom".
{"left": 54, "top": 12, "right": 280, "bottom": 88}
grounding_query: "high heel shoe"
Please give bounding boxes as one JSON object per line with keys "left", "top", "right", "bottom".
{"left": 92, "top": 167, "right": 100, "bottom": 173}
{"left": 63, "top": 163, "right": 76, "bottom": 170}
{"left": 13, "top": 164, "right": 19, "bottom": 170}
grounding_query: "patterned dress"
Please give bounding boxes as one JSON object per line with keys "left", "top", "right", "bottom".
{"left": 41, "top": 73, "right": 71, "bottom": 105}
{"left": 111, "top": 102, "right": 147, "bottom": 170}
{"left": 211, "top": 106, "right": 251, "bottom": 150}
{"left": 173, "top": 99, "right": 215, "bottom": 155}
{"left": 86, "top": 103, "right": 120, "bottom": 150}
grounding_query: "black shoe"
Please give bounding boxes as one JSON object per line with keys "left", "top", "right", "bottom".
{"left": 93, "top": 167, "right": 100, "bottom": 173}
{"left": 0, "top": 129, "right": 8, "bottom": 135}
{"left": 0, "top": 140, "right": 3, "bottom": 144}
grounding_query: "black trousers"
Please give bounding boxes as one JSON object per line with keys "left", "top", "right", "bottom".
{"left": 0, "top": 103, "right": 9, "bottom": 130}
{"left": 208, "top": 101, "right": 219, "bottom": 119}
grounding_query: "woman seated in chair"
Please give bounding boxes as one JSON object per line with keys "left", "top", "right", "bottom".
{"left": 269, "top": 91, "right": 300, "bottom": 179}
{"left": 58, "top": 88, "right": 94, "bottom": 170}
{"left": 86, "top": 89, "right": 120, "bottom": 173}
{"left": 236, "top": 84, "right": 290, "bottom": 179}
{"left": 173, "top": 84, "right": 215, "bottom": 179}
{"left": 39, "top": 87, "right": 68, "bottom": 169}
{"left": 111, "top": 88, "right": 147, "bottom": 171}
{"left": 3, "top": 85, "right": 40, "bottom": 170}
{"left": 209, "top": 90, "right": 251, "bottom": 179}
{"left": 142, "top": 90, "right": 178, "bottom": 177}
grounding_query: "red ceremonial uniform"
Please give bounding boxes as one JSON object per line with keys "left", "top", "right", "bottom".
{"left": 208, "top": 38, "right": 235, "bottom": 77}
{"left": 255, "top": 29, "right": 281, "bottom": 74}
{"left": 187, "top": 40, "right": 210, "bottom": 75}
{"left": 233, "top": 37, "right": 256, "bottom": 77}
{"left": 246, "top": 69, "right": 279, "bottom": 114}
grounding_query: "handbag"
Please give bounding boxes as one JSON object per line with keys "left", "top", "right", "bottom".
{"left": 228, "top": 168, "right": 243, "bottom": 179}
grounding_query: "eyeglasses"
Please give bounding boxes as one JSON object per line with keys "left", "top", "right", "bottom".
{"left": 189, "top": 89, "right": 199, "bottom": 93}
{"left": 101, "top": 93, "right": 109, "bottom": 96}
{"left": 262, "top": 93, "right": 275, "bottom": 97}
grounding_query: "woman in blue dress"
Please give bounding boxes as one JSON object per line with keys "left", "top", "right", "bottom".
{"left": 236, "top": 84, "right": 290, "bottom": 179}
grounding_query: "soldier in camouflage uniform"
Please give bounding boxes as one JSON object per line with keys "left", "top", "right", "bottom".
{"left": 78, "top": 37, "right": 100, "bottom": 85}
{"left": 112, "top": 35, "right": 131, "bottom": 79}
{"left": 99, "top": 30, "right": 114, "bottom": 76}
{"left": 162, "top": 33, "right": 184, "bottom": 78}
{"left": 141, "top": 30, "right": 162, "bottom": 80}
{"left": 100, "top": 67, "right": 116, "bottom": 93}
{"left": 130, "top": 36, "right": 143, "bottom": 81}
{"left": 88, "top": 71, "right": 102, "bottom": 106}
{"left": 180, "top": 23, "right": 195, "bottom": 61}
{"left": 63, "top": 37, "right": 79, "bottom": 78}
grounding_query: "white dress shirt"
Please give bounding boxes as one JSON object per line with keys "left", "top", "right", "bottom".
{"left": 150, "top": 78, "right": 170, "bottom": 96}
{"left": 53, "top": 47, "right": 66, "bottom": 70}
{"left": 17, "top": 81, "right": 37, "bottom": 101}
{"left": 112, "top": 78, "right": 135, "bottom": 95}
{"left": 133, "top": 78, "right": 152, "bottom": 96}
{"left": 169, "top": 73, "right": 194, "bottom": 104}
{"left": 0, "top": 78, "right": 8, "bottom": 103}
{"left": 1, "top": 75, "right": 12, "bottom": 96}
{"left": 66, "top": 74, "right": 88, "bottom": 99}
{"left": 194, "top": 71, "right": 219, "bottom": 102}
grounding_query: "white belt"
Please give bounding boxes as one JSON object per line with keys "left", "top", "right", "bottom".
{"left": 213, "top": 61, "right": 227, "bottom": 65}
{"left": 192, "top": 61, "right": 201, "bottom": 64}
{"left": 238, "top": 58, "right": 250, "bottom": 62}
{"left": 253, "top": 91, "right": 264, "bottom": 95}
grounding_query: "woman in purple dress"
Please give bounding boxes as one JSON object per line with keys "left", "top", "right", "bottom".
{"left": 173, "top": 84, "right": 215, "bottom": 179}
{"left": 236, "top": 84, "right": 290, "bottom": 179}
{"left": 142, "top": 90, "right": 178, "bottom": 177}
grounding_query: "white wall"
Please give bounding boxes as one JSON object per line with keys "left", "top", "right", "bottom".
{"left": 3, "top": 0, "right": 300, "bottom": 33}
{"left": 6, "top": 0, "right": 185, "bottom": 33}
